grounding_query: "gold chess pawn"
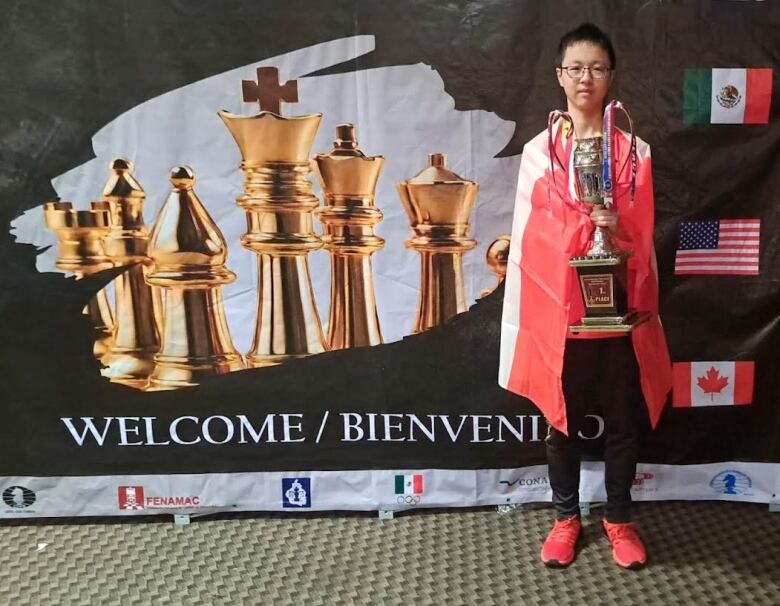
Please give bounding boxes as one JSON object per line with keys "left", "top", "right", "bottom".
{"left": 397, "top": 153, "right": 478, "bottom": 333}
{"left": 43, "top": 201, "right": 115, "bottom": 358}
{"left": 480, "top": 235, "right": 511, "bottom": 297}
{"left": 314, "top": 124, "right": 384, "bottom": 349}
{"left": 219, "top": 109, "right": 327, "bottom": 367}
{"left": 100, "top": 159, "right": 162, "bottom": 388}
{"left": 145, "top": 167, "right": 245, "bottom": 390}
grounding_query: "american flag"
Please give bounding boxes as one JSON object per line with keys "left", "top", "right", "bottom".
{"left": 674, "top": 219, "right": 760, "bottom": 275}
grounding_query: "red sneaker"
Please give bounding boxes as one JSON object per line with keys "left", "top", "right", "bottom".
{"left": 540, "top": 516, "right": 581, "bottom": 568}
{"left": 603, "top": 521, "right": 647, "bottom": 569}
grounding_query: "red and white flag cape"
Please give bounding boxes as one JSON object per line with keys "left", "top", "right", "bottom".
{"left": 498, "top": 125, "right": 672, "bottom": 435}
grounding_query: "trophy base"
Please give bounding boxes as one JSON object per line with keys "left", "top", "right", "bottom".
{"left": 569, "top": 252, "right": 629, "bottom": 267}
{"left": 569, "top": 311, "right": 651, "bottom": 334}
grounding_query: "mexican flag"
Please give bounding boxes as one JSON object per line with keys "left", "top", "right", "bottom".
{"left": 672, "top": 361, "right": 755, "bottom": 407}
{"left": 395, "top": 474, "right": 423, "bottom": 495}
{"left": 683, "top": 68, "right": 772, "bottom": 125}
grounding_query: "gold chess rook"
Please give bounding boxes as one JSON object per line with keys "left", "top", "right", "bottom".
{"left": 43, "top": 201, "right": 115, "bottom": 358}
{"left": 145, "top": 166, "right": 244, "bottom": 389}
{"left": 100, "top": 159, "right": 161, "bottom": 388}
{"left": 314, "top": 124, "right": 385, "bottom": 349}
{"left": 397, "top": 153, "right": 478, "bottom": 333}
{"left": 219, "top": 109, "right": 326, "bottom": 367}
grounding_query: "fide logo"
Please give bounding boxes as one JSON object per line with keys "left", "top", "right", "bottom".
{"left": 282, "top": 478, "right": 311, "bottom": 508}
{"left": 2, "top": 486, "right": 36, "bottom": 509}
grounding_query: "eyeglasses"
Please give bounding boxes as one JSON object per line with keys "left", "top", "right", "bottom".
{"left": 559, "top": 65, "right": 612, "bottom": 80}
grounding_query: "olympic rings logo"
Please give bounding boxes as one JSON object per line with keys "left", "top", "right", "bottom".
{"left": 397, "top": 495, "right": 421, "bottom": 505}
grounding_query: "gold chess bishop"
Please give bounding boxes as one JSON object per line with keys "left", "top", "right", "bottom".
{"left": 145, "top": 166, "right": 245, "bottom": 389}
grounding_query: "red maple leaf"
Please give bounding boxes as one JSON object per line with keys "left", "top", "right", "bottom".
{"left": 696, "top": 367, "right": 730, "bottom": 401}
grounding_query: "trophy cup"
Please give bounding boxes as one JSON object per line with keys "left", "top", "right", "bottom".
{"left": 43, "top": 201, "right": 115, "bottom": 358}
{"left": 567, "top": 101, "right": 649, "bottom": 333}
{"left": 100, "top": 159, "right": 162, "bottom": 387}
{"left": 145, "top": 167, "right": 245, "bottom": 389}
{"left": 314, "top": 123, "right": 384, "bottom": 349}
{"left": 218, "top": 67, "right": 326, "bottom": 367}
{"left": 397, "top": 153, "right": 478, "bottom": 333}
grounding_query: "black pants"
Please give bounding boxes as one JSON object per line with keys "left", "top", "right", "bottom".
{"left": 546, "top": 337, "right": 647, "bottom": 523}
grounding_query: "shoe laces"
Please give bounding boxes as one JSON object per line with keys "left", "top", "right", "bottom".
{"left": 605, "top": 522, "right": 640, "bottom": 544}
{"left": 549, "top": 517, "right": 580, "bottom": 545}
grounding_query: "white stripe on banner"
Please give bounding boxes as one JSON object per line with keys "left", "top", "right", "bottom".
{"left": 1, "top": 463, "right": 779, "bottom": 518}
{"left": 711, "top": 68, "right": 747, "bottom": 124}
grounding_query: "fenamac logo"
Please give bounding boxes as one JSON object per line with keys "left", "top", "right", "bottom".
{"left": 118, "top": 486, "right": 145, "bottom": 510}
{"left": 118, "top": 486, "right": 201, "bottom": 510}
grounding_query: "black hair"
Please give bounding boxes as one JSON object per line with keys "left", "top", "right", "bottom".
{"left": 556, "top": 23, "right": 616, "bottom": 70}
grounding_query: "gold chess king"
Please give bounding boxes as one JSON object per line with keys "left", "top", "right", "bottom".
{"left": 44, "top": 66, "right": 509, "bottom": 391}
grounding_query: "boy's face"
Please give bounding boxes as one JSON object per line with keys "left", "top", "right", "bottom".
{"left": 556, "top": 42, "right": 613, "bottom": 114}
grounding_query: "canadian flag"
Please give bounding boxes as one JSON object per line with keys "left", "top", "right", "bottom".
{"left": 672, "top": 361, "right": 755, "bottom": 407}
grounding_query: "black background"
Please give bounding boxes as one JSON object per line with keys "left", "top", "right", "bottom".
{"left": 0, "top": 0, "right": 778, "bottom": 475}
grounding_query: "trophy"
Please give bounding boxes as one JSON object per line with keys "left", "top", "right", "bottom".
{"left": 145, "top": 167, "right": 245, "bottom": 389}
{"left": 219, "top": 67, "right": 326, "bottom": 367}
{"left": 314, "top": 124, "right": 385, "bottom": 349}
{"left": 397, "top": 153, "right": 477, "bottom": 333}
{"left": 566, "top": 101, "right": 649, "bottom": 333}
{"left": 43, "top": 201, "right": 115, "bottom": 358}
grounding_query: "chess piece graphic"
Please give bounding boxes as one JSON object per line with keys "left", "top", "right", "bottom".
{"left": 219, "top": 66, "right": 326, "bottom": 367}
{"left": 145, "top": 167, "right": 245, "bottom": 389}
{"left": 480, "top": 235, "right": 511, "bottom": 297}
{"left": 100, "top": 159, "right": 161, "bottom": 387}
{"left": 314, "top": 124, "right": 385, "bottom": 349}
{"left": 397, "top": 153, "right": 478, "bottom": 333}
{"left": 43, "top": 201, "right": 115, "bottom": 358}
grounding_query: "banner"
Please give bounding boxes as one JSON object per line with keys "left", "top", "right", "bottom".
{"left": 1, "top": 0, "right": 779, "bottom": 518}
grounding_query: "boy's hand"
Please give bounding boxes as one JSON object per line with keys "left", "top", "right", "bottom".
{"left": 589, "top": 206, "right": 631, "bottom": 243}
{"left": 589, "top": 206, "right": 619, "bottom": 231}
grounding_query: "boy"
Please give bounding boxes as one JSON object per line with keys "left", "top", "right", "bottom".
{"left": 498, "top": 23, "right": 672, "bottom": 569}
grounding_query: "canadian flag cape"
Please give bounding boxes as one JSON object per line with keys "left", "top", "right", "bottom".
{"left": 498, "top": 123, "right": 672, "bottom": 435}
